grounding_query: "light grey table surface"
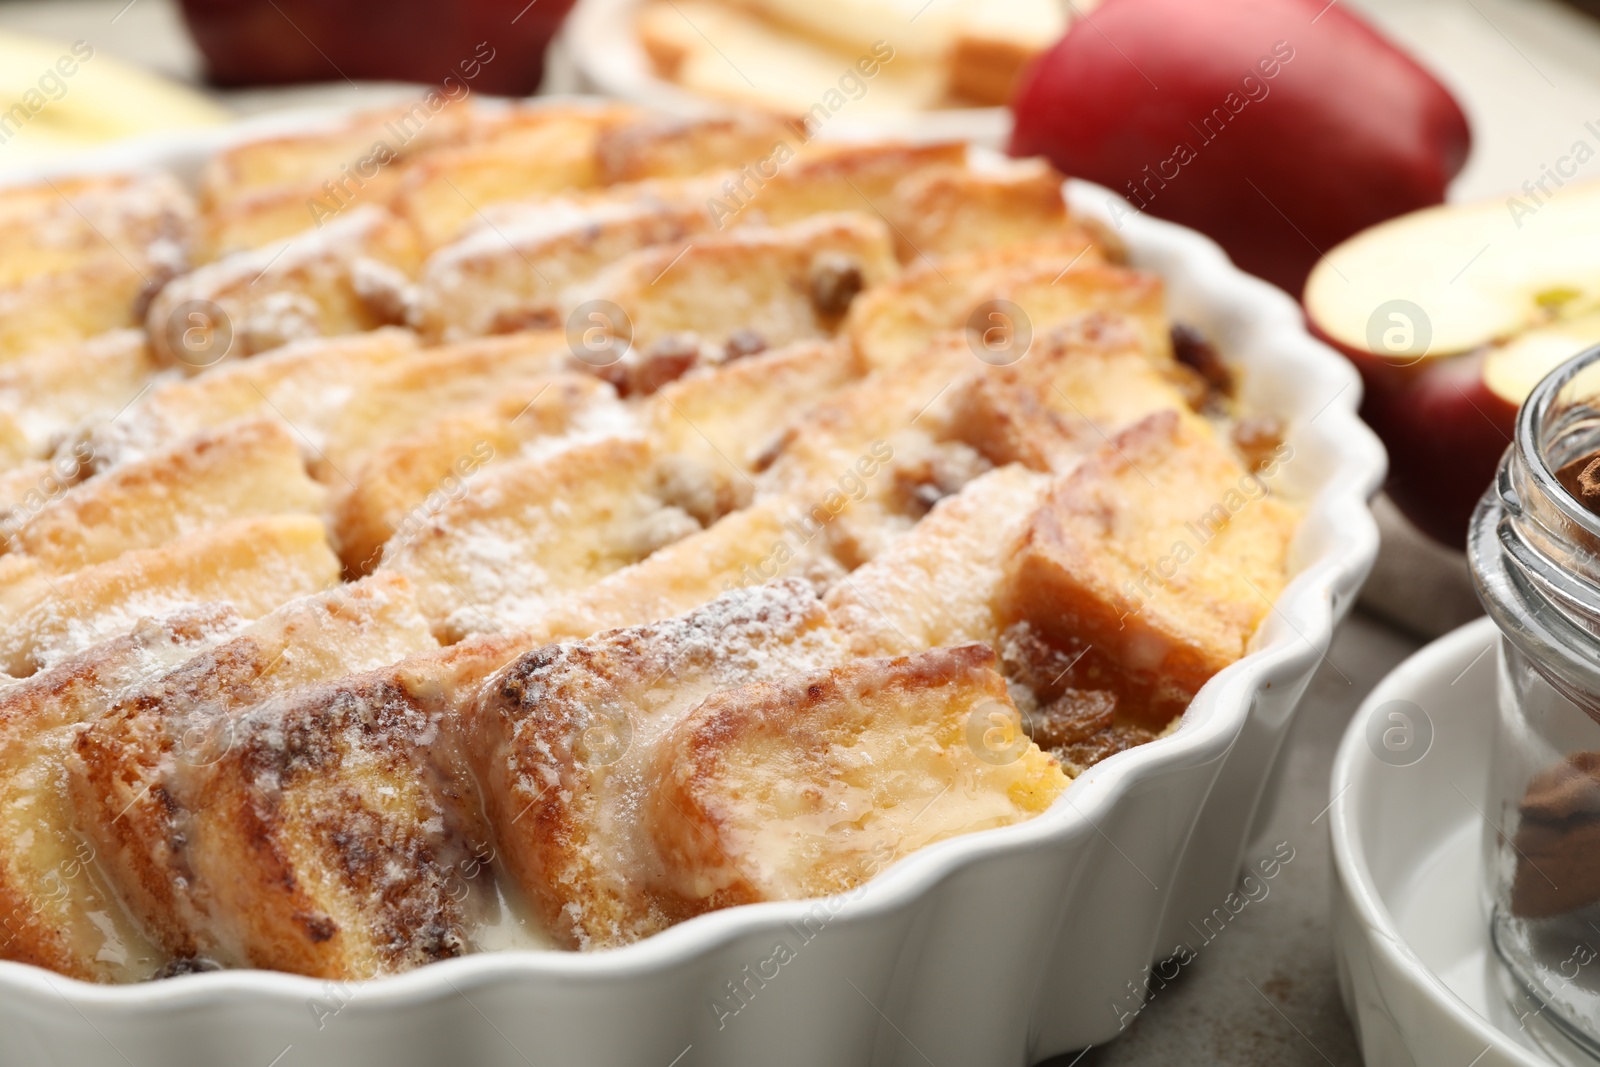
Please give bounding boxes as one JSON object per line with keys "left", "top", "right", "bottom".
{"left": 5, "top": 0, "right": 1600, "bottom": 1062}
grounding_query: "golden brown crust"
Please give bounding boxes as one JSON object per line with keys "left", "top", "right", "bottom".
{"left": 0, "top": 173, "right": 194, "bottom": 363}
{"left": 68, "top": 573, "right": 436, "bottom": 966}
{"left": 595, "top": 113, "right": 805, "bottom": 185}
{"left": 0, "top": 606, "right": 238, "bottom": 981}
{"left": 465, "top": 579, "right": 846, "bottom": 948}
{"left": 0, "top": 514, "right": 340, "bottom": 676}
{"left": 391, "top": 103, "right": 641, "bottom": 250}
{"left": 884, "top": 161, "right": 1103, "bottom": 261}
{"left": 377, "top": 436, "right": 702, "bottom": 640}
{"left": 1002, "top": 410, "right": 1297, "bottom": 723}
{"left": 197, "top": 104, "right": 478, "bottom": 259}
{"left": 197, "top": 104, "right": 476, "bottom": 214}
{"left": 845, "top": 253, "right": 1167, "bottom": 373}
{"left": 8, "top": 418, "right": 325, "bottom": 573}
{"left": 169, "top": 632, "right": 521, "bottom": 977}
{"left": 947, "top": 314, "right": 1201, "bottom": 475}
{"left": 649, "top": 645, "right": 1066, "bottom": 910}
{"left": 332, "top": 374, "right": 619, "bottom": 575}
{"left": 146, "top": 207, "right": 421, "bottom": 367}
{"left": 0, "top": 331, "right": 156, "bottom": 462}
{"left": 948, "top": 34, "right": 1043, "bottom": 107}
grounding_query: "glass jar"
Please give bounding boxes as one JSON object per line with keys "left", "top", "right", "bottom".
{"left": 1471, "top": 344, "right": 1600, "bottom": 1060}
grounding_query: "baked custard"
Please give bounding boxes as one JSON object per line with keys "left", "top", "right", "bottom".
{"left": 0, "top": 101, "right": 1297, "bottom": 980}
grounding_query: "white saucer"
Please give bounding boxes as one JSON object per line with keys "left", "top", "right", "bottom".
{"left": 1331, "top": 616, "right": 1600, "bottom": 1067}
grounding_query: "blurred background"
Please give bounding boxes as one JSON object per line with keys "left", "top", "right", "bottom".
{"left": 3, "top": 0, "right": 1599, "bottom": 198}
{"left": 6, "top": 0, "right": 1600, "bottom": 195}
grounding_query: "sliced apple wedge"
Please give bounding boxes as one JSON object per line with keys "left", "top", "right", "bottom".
{"left": 1305, "top": 181, "right": 1600, "bottom": 546}
{"left": 1483, "top": 311, "right": 1600, "bottom": 405}
{"left": 1308, "top": 183, "right": 1600, "bottom": 361}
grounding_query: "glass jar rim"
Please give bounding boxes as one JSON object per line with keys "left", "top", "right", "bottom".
{"left": 1470, "top": 342, "right": 1600, "bottom": 719}
{"left": 1515, "top": 342, "right": 1600, "bottom": 545}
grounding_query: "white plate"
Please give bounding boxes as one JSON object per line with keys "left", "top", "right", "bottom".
{"left": 0, "top": 106, "right": 1384, "bottom": 1067}
{"left": 560, "top": 0, "right": 1014, "bottom": 147}
{"left": 1331, "top": 616, "right": 1600, "bottom": 1067}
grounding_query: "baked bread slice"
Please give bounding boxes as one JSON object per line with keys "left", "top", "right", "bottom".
{"left": 0, "top": 173, "right": 194, "bottom": 362}
{"left": 570, "top": 212, "right": 896, "bottom": 393}
{"left": 703, "top": 141, "right": 968, "bottom": 234}
{"left": 146, "top": 206, "right": 420, "bottom": 366}
{"left": 0, "top": 331, "right": 156, "bottom": 464}
{"left": 5, "top": 418, "right": 324, "bottom": 574}
{"left": 594, "top": 112, "right": 805, "bottom": 185}
{"left": 755, "top": 334, "right": 978, "bottom": 564}
{"left": 1002, "top": 409, "right": 1296, "bottom": 729}
{"left": 947, "top": 313, "right": 1204, "bottom": 474}
{"left": 332, "top": 374, "right": 623, "bottom": 574}
{"left": 68, "top": 573, "right": 437, "bottom": 968}
{"left": 95, "top": 328, "right": 418, "bottom": 467}
{"left": 845, "top": 253, "right": 1168, "bottom": 373}
{"left": 414, "top": 141, "right": 963, "bottom": 343}
{"left": 197, "top": 103, "right": 476, "bottom": 259}
{"left": 647, "top": 338, "right": 861, "bottom": 517}
{"left": 758, "top": 314, "right": 1204, "bottom": 577}
{"left": 391, "top": 103, "right": 639, "bottom": 250}
{"left": 377, "top": 437, "right": 702, "bottom": 639}
{"left": 636, "top": 0, "right": 947, "bottom": 114}
{"left": 0, "top": 514, "right": 340, "bottom": 676}
{"left": 0, "top": 605, "right": 239, "bottom": 982}
{"left": 824, "top": 464, "right": 1050, "bottom": 657}
{"left": 159, "top": 631, "right": 526, "bottom": 977}
{"left": 885, "top": 161, "right": 1115, "bottom": 261}
{"left": 519, "top": 495, "right": 841, "bottom": 647}
{"left": 413, "top": 196, "right": 718, "bottom": 342}
{"left": 314, "top": 330, "right": 573, "bottom": 477}
{"left": 947, "top": 1, "right": 1067, "bottom": 105}
{"left": 649, "top": 644, "right": 1067, "bottom": 911}
{"left": 464, "top": 578, "right": 848, "bottom": 948}
{"left": 198, "top": 103, "right": 475, "bottom": 213}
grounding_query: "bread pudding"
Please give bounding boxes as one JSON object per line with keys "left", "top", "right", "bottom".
{"left": 0, "top": 101, "right": 1298, "bottom": 981}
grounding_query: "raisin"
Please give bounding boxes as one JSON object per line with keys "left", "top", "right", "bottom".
{"left": 1171, "top": 323, "right": 1233, "bottom": 398}
{"left": 810, "top": 254, "right": 865, "bottom": 318}
{"left": 1031, "top": 689, "right": 1117, "bottom": 750}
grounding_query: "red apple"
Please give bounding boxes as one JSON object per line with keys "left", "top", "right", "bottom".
{"left": 1306, "top": 182, "right": 1600, "bottom": 546}
{"left": 1009, "top": 0, "right": 1470, "bottom": 297}
{"left": 178, "top": 0, "right": 576, "bottom": 95}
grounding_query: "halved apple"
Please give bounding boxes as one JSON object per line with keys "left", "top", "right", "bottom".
{"left": 1305, "top": 181, "right": 1600, "bottom": 546}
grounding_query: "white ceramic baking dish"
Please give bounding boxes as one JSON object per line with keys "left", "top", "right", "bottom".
{"left": 0, "top": 105, "right": 1385, "bottom": 1067}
